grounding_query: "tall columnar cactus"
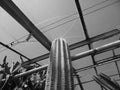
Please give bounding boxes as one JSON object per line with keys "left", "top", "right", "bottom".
{"left": 45, "top": 38, "right": 74, "bottom": 90}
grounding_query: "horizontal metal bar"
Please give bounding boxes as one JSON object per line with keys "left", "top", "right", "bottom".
{"left": 2, "top": 40, "right": 120, "bottom": 81}
{"left": 21, "top": 29, "right": 120, "bottom": 66}
{"left": 0, "top": 42, "right": 40, "bottom": 66}
{"left": 1, "top": 64, "right": 48, "bottom": 82}
{"left": 21, "top": 53, "right": 49, "bottom": 67}
{"left": 0, "top": 0, "right": 51, "bottom": 50}
{"left": 97, "top": 53, "right": 120, "bottom": 64}
{"left": 69, "top": 29, "right": 120, "bottom": 50}
{"left": 15, "top": 64, "right": 48, "bottom": 78}
{"left": 76, "top": 53, "right": 120, "bottom": 72}
{"left": 23, "top": 40, "right": 120, "bottom": 73}
{"left": 0, "top": 42, "right": 29, "bottom": 60}
{"left": 72, "top": 40, "right": 120, "bottom": 60}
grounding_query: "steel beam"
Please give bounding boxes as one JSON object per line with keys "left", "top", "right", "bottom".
{"left": 99, "top": 73, "right": 120, "bottom": 90}
{"left": 0, "top": 42, "right": 40, "bottom": 66}
{"left": 45, "top": 38, "right": 74, "bottom": 90}
{"left": 22, "top": 52, "right": 120, "bottom": 77}
{"left": 76, "top": 53, "right": 120, "bottom": 72}
{"left": 22, "top": 53, "right": 49, "bottom": 67}
{"left": 97, "top": 52, "right": 120, "bottom": 64}
{"left": 93, "top": 73, "right": 120, "bottom": 90}
{"left": 72, "top": 40, "right": 120, "bottom": 60}
{"left": 23, "top": 39, "right": 120, "bottom": 72}
{"left": 21, "top": 29, "right": 120, "bottom": 66}
{"left": 74, "top": 1, "right": 100, "bottom": 84}
{"left": 2, "top": 40, "right": 120, "bottom": 82}
{"left": 2, "top": 64, "right": 48, "bottom": 82}
{"left": 15, "top": 64, "right": 48, "bottom": 78}
{"left": 70, "top": 29, "right": 120, "bottom": 50}
{"left": 0, "top": 0, "right": 120, "bottom": 65}
{"left": 74, "top": 0, "right": 89, "bottom": 39}
{"left": 0, "top": 0, "right": 51, "bottom": 50}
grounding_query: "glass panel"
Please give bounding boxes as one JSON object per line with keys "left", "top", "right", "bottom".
{"left": 77, "top": 68, "right": 96, "bottom": 83}
{"left": 96, "top": 63, "right": 118, "bottom": 76}
{"left": 83, "top": 81, "right": 101, "bottom": 90}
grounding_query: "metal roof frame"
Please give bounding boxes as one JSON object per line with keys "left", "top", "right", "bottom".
{"left": 0, "top": 0, "right": 51, "bottom": 51}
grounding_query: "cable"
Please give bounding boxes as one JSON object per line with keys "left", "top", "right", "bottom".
{"left": 0, "top": 0, "right": 119, "bottom": 53}
{"left": 38, "top": 0, "right": 109, "bottom": 30}
{"left": 84, "top": 0, "right": 120, "bottom": 16}
{"left": 2, "top": 0, "right": 110, "bottom": 44}
{"left": 83, "top": 0, "right": 109, "bottom": 11}
{"left": 27, "top": 0, "right": 120, "bottom": 35}
{"left": 44, "top": 0, "right": 120, "bottom": 32}
{"left": 39, "top": 13, "right": 78, "bottom": 30}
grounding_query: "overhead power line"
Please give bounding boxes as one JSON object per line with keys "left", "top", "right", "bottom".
{"left": 42, "top": 0, "right": 120, "bottom": 33}
{"left": 38, "top": 0, "right": 110, "bottom": 30}
{"left": 0, "top": 0, "right": 119, "bottom": 53}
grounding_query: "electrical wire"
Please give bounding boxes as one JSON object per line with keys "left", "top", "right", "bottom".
{"left": 5, "top": 0, "right": 110, "bottom": 44}
{"left": 84, "top": 0, "right": 120, "bottom": 16}
{"left": 38, "top": 0, "right": 109, "bottom": 30}
{"left": 0, "top": 0, "right": 119, "bottom": 53}
{"left": 83, "top": 0, "right": 109, "bottom": 11}
{"left": 61, "top": 19, "right": 77, "bottom": 38}
{"left": 44, "top": 0, "right": 120, "bottom": 33}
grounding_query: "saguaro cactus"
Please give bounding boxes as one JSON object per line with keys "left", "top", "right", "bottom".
{"left": 45, "top": 38, "right": 74, "bottom": 90}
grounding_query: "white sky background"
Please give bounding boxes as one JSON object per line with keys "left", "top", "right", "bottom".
{"left": 0, "top": 0, "right": 120, "bottom": 90}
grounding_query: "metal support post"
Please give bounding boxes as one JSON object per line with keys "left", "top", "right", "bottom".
{"left": 73, "top": 68, "right": 84, "bottom": 90}
{"left": 45, "top": 38, "right": 74, "bottom": 90}
{"left": 74, "top": 0, "right": 89, "bottom": 39}
{"left": 74, "top": 0, "right": 103, "bottom": 89}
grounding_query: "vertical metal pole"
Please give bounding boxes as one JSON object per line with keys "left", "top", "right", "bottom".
{"left": 74, "top": 1, "right": 103, "bottom": 89}
{"left": 73, "top": 68, "right": 84, "bottom": 90}
{"left": 74, "top": 0, "right": 89, "bottom": 39}
{"left": 45, "top": 38, "right": 74, "bottom": 90}
{"left": 74, "top": 0, "right": 97, "bottom": 70}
